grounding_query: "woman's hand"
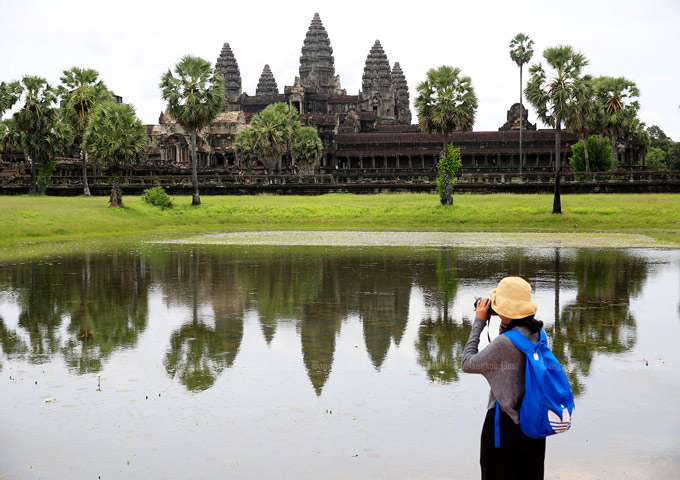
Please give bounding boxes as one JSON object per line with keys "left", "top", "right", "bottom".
{"left": 476, "top": 297, "right": 491, "bottom": 321}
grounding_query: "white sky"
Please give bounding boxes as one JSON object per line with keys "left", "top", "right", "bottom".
{"left": 2, "top": 0, "right": 679, "bottom": 139}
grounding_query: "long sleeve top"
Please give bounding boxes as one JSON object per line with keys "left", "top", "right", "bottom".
{"left": 461, "top": 317, "right": 539, "bottom": 424}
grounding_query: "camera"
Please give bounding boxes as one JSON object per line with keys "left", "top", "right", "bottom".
{"left": 473, "top": 297, "right": 496, "bottom": 318}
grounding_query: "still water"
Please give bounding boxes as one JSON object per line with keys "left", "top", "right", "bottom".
{"left": 0, "top": 245, "right": 678, "bottom": 479}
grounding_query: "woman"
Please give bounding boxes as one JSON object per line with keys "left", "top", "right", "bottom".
{"left": 461, "top": 276, "right": 546, "bottom": 479}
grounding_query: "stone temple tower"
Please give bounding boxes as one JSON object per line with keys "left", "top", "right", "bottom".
{"left": 216, "top": 43, "right": 242, "bottom": 111}
{"left": 391, "top": 62, "right": 412, "bottom": 124}
{"left": 298, "top": 13, "right": 342, "bottom": 94}
{"left": 256, "top": 64, "right": 279, "bottom": 96}
{"left": 360, "top": 40, "right": 396, "bottom": 123}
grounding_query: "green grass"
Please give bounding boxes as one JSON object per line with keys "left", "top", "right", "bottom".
{"left": 0, "top": 193, "right": 678, "bottom": 257}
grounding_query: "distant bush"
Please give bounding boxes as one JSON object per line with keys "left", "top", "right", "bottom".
{"left": 141, "top": 186, "right": 173, "bottom": 209}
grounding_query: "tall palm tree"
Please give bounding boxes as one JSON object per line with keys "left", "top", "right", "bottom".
{"left": 525, "top": 46, "right": 588, "bottom": 214}
{"left": 59, "top": 67, "right": 114, "bottom": 196}
{"left": 13, "top": 76, "right": 60, "bottom": 195}
{"left": 594, "top": 76, "right": 640, "bottom": 171}
{"left": 415, "top": 65, "right": 478, "bottom": 206}
{"left": 82, "top": 102, "right": 147, "bottom": 207}
{"left": 509, "top": 33, "right": 534, "bottom": 176}
{"left": 564, "top": 75, "right": 596, "bottom": 173}
{"left": 160, "top": 56, "right": 225, "bottom": 206}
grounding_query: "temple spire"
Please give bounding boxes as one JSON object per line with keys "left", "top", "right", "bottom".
{"left": 299, "top": 13, "right": 336, "bottom": 91}
{"left": 362, "top": 40, "right": 392, "bottom": 92}
{"left": 391, "top": 62, "right": 412, "bottom": 124}
{"left": 216, "top": 43, "right": 242, "bottom": 110}
{"left": 256, "top": 64, "right": 278, "bottom": 96}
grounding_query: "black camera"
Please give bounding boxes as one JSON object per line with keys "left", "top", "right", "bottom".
{"left": 473, "top": 297, "right": 496, "bottom": 318}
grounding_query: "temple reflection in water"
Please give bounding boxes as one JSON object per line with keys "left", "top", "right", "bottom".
{"left": 0, "top": 246, "right": 654, "bottom": 394}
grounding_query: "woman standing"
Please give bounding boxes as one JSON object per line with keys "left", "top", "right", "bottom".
{"left": 461, "top": 277, "right": 546, "bottom": 479}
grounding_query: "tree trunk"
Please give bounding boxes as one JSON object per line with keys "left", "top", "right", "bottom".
{"left": 584, "top": 135, "right": 590, "bottom": 173}
{"left": 444, "top": 171, "right": 452, "bottom": 206}
{"left": 191, "top": 127, "right": 201, "bottom": 206}
{"left": 610, "top": 134, "right": 617, "bottom": 171}
{"left": 519, "top": 65, "right": 523, "bottom": 177}
{"left": 29, "top": 149, "right": 37, "bottom": 195}
{"left": 442, "top": 139, "right": 453, "bottom": 206}
{"left": 82, "top": 150, "right": 91, "bottom": 196}
{"left": 553, "top": 120, "right": 562, "bottom": 214}
{"left": 109, "top": 174, "right": 122, "bottom": 208}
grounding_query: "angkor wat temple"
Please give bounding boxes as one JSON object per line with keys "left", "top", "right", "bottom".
{"left": 148, "top": 13, "right": 645, "bottom": 172}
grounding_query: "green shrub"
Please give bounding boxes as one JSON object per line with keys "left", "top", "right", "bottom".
{"left": 141, "top": 186, "right": 173, "bottom": 209}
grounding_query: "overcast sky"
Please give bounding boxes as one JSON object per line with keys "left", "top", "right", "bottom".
{"left": 2, "top": 0, "right": 679, "bottom": 139}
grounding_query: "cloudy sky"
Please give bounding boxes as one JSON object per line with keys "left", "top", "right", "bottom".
{"left": 2, "top": 0, "right": 679, "bottom": 139}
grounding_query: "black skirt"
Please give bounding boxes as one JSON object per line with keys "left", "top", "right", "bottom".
{"left": 480, "top": 407, "right": 546, "bottom": 480}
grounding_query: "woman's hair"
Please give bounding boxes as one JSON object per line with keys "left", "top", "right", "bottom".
{"left": 506, "top": 315, "right": 544, "bottom": 333}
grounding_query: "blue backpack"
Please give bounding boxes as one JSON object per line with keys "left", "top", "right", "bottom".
{"left": 494, "top": 329, "right": 574, "bottom": 447}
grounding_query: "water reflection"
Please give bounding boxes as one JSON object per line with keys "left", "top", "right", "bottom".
{"left": 0, "top": 246, "right": 661, "bottom": 396}
{"left": 548, "top": 249, "right": 648, "bottom": 395}
{"left": 0, "top": 253, "right": 148, "bottom": 373}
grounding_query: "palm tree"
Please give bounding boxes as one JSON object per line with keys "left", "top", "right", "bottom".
{"left": 0, "top": 119, "right": 24, "bottom": 164}
{"left": 160, "top": 56, "right": 225, "bottom": 206}
{"left": 234, "top": 126, "right": 259, "bottom": 171}
{"left": 415, "top": 65, "right": 478, "bottom": 206}
{"left": 525, "top": 45, "right": 588, "bottom": 214}
{"left": 595, "top": 76, "right": 640, "bottom": 171}
{"left": 509, "top": 33, "right": 534, "bottom": 176}
{"left": 564, "top": 75, "right": 596, "bottom": 173}
{"left": 13, "top": 76, "right": 62, "bottom": 195}
{"left": 82, "top": 102, "right": 146, "bottom": 207}
{"left": 0, "top": 81, "right": 22, "bottom": 117}
{"left": 59, "top": 67, "right": 114, "bottom": 196}
{"left": 249, "top": 103, "right": 300, "bottom": 174}
{"left": 291, "top": 126, "right": 323, "bottom": 174}
{"left": 34, "top": 110, "right": 74, "bottom": 194}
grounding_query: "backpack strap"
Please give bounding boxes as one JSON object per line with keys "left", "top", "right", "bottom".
{"left": 503, "top": 328, "right": 546, "bottom": 354}
{"left": 494, "top": 402, "right": 501, "bottom": 448}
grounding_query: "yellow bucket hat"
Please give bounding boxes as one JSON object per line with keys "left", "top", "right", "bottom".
{"left": 489, "top": 277, "right": 538, "bottom": 319}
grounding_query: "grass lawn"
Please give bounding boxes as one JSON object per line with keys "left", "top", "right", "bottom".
{"left": 0, "top": 193, "right": 678, "bottom": 256}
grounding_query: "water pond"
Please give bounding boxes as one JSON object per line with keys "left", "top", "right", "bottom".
{"left": 1, "top": 245, "right": 678, "bottom": 479}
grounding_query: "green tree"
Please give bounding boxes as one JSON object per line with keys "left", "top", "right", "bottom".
{"left": 0, "top": 80, "right": 22, "bottom": 116}
{"left": 59, "top": 67, "right": 114, "bottom": 196}
{"left": 645, "top": 146, "right": 668, "bottom": 171}
{"left": 160, "top": 55, "right": 225, "bottom": 206}
{"left": 0, "top": 118, "right": 24, "bottom": 163}
{"left": 291, "top": 126, "right": 323, "bottom": 174}
{"left": 569, "top": 135, "right": 612, "bottom": 172}
{"left": 647, "top": 125, "right": 672, "bottom": 151}
{"left": 436, "top": 144, "right": 462, "bottom": 205}
{"left": 82, "top": 102, "right": 146, "bottom": 207}
{"left": 13, "top": 76, "right": 67, "bottom": 195}
{"left": 668, "top": 142, "right": 680, "bottom": 170}
{"left": 525, "top": 45, "right": 588, "bottom": 214}
{"left": 595, "top": 76, "right": 640, "bottom": 171}
{"left": 34, "top": 110, "right": 74, "bottom": 194}
{"left": 564, "top": 75, "right": 597, "bottom": 173}
{"left": 509, "top": 33, "right": 534, "bottom": 175}
{"left": 250, "top": 103, "right": 300, "bottom": 173}
{"left": 234, "top": 126, "right": 259, "bottom": 171}
{"left": 415, "top": 65, "right": 477, "bottom": 206}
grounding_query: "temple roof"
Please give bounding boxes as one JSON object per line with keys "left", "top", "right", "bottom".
{"left": 299, "top": 13, "right": 335, "bottom": 85}
{"left": 216, "top": 43, "right": 242, "bottom": 101}
{"left": 256, "top": 64, "right": 279, "bottom": 96}
{"left": 362, "top": 40, "right": 392, "bottom": 92}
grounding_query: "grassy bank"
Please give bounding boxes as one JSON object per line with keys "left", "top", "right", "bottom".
{"left": 1, "top": 193, "right": 678, "bottom": 249}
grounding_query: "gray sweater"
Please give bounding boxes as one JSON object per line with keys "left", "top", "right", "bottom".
{"left": 461, "top": 318, "right": 539, "bottom": 424}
